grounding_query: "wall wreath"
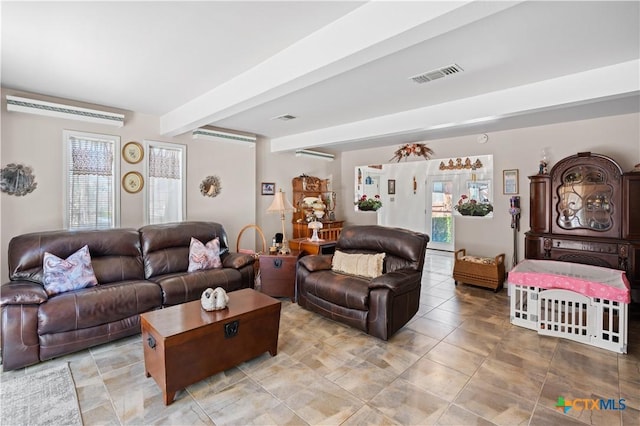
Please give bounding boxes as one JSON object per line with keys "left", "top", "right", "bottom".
{"left": 1, "top": 163, "right": 38, "bottom": 196}
{"left": 200, "top": 175, "right": 222, "bottom": 197}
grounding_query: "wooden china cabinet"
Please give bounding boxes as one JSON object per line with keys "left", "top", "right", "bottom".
{"left": 525, "top": 152, "right": 640, "bottom": 303}
{"left": 291, "top": 175, "right": 344, "bottom": 239}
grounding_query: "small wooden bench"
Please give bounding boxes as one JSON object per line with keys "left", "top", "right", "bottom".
{"left": 453, "top": 248, "right": 505, "bottom": 292}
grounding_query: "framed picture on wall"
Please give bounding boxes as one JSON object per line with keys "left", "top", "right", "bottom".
{"left": 503, "top": 169, "right": 519, "bottom": 195}
{"left": 387, "top": 179, "right": 396, "bottom": 195}
{"left": 261, "top": 182, "right": 275, "bottom": 195}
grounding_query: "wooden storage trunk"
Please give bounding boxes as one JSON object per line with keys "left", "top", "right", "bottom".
{"left": 453, "top": 248, "right": 505, "bottom": 292}
{"left": 140, "top": 289, "right": 281, "bottom": 404}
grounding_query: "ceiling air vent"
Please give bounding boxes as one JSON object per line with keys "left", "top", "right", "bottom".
{"left": 272, "top": 114, "right": 297, "bottom": 121}
{"left": 410, "top": 63, "right": 463, "bottom": 84}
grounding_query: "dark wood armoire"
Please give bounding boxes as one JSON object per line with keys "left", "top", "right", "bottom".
{"left": 525, "top": 152, "right": 640, "bottom": 304}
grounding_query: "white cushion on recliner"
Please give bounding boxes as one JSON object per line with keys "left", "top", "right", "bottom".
{"left": 331, "top": 250, "right": 385, "bottom": 278}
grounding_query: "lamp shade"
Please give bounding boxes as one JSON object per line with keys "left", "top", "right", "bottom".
{"left": 267, "top": 190, "right": 295, "bottom": 213}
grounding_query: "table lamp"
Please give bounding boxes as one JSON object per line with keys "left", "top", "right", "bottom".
{"left": 308, "top": 220, "right": 323, "bottom": 242}
{"left": 267, "top": 189, "right": 295, "bottom": 254}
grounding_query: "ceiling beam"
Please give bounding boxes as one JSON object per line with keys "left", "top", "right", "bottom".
{"left": 269, "top": 60, "right": 640, "bottom": 152}
{"left": 159, "top": 1, "right": 521, "bottom": 137}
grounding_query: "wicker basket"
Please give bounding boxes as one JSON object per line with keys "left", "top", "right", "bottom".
{"left": 453, "top": 248, "right": 505, "bottom": 292}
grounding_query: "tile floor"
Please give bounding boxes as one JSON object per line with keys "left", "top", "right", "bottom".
{"left": 2, "top": 250, "right": 639, "bottom": 425}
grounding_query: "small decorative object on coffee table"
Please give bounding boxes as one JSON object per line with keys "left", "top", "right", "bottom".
{"left": 200, "top": 287, "right": 229, "bottom": 311}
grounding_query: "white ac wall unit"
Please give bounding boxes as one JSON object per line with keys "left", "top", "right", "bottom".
{"left": 6, "top": 95, "right": 124, "bottom": 127}
{"left": 192, "top": 128, "right": 257, "bottom": 147}
{"left": 295, "top": 149, "right": 334, "bottom": 161}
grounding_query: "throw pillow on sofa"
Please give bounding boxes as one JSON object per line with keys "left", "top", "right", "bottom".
{"left": 43, "top": 245, "right": 98, "bottom": 296}
{"left": 188, "top": 237, "right": 223, "bottom": 272}
{"left": 331, "top": 250, "right": 385, "bottom": 278}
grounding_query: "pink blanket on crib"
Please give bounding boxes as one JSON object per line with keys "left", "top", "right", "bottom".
{"left": 508, "top": 259, "right": 631, "bottom": 303}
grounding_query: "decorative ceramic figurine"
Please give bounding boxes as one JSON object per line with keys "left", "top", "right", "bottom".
{"left": 200, "top": 287, "right": 229, "bottom": 311}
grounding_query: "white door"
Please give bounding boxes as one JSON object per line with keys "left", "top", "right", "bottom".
{"left": 426, "top": 179, "right": 454, "bottom": 251}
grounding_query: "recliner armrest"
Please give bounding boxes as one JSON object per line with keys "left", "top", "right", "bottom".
{"left": 222, "top": 252, "right": 256, "bottom": 270}
{"left": 369, "top": 269, "right": 420, "bottom": 291}
{"left": 298, "top": 254, "right": 333, "bottom": 272}
{"left": 1, "top": 280, "right": 48, "bottom": 306}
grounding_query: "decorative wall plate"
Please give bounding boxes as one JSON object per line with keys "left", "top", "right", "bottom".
{"left": 122, "top": 141, "right": 144, "bottom": 164}
{"left": 122, "top": 171, "right": 144, "bottom": 193}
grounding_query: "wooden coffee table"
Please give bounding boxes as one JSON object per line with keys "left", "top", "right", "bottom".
{"left": 140, "top": 288, "right": 281, "bottom": 405}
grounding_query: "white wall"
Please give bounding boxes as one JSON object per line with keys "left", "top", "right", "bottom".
{"left": 342, "top": 113, "right": 640, "bottom": 271}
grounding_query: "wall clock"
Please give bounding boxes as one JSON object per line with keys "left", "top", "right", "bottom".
{"left": 122, "top": 171, "right": 144, "bottom": 194}
{"left": 122, "top": 141, "right": 144, "bottom": 164}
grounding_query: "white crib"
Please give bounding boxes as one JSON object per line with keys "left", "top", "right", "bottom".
{"left": 509, "top": 259, "right": 629, "bottom": 354}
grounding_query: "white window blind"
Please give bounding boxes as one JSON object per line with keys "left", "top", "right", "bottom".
{"left": 65, "top": 131, "right": 119, "bottom": 229}
{"left": 146, "top": 142, "right": 185, "bottom": 224}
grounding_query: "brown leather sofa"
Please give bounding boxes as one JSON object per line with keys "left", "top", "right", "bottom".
{"left": 1, "top": 221, "right": 255, "bottom": 371}
{"left": 296, "top": 225, "right": 429, "bottom": 340}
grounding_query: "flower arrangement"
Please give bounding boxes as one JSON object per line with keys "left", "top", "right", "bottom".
{"left": 389, "top": 143, "right": 434, "bottom": 162}
{"left": 454, "top": 195, "right": 493, "bottom": 217}
{"left": 355, "top": 194, "right": 382, "bottom": 211}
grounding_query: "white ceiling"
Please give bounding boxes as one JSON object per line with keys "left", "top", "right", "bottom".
{"left": 2, "top": 1, "right": 639, "bottom": 153}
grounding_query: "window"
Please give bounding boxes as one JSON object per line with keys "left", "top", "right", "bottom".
{"left": 145, "top": 141, "right": 186, "bottom": 224}
{"left": 467, "top": 180, "right": 491, "bottom": 203}
{"left": 64, "top": 130, "right": 120, "bottom": 229}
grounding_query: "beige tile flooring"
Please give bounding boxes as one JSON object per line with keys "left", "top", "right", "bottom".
{"left": 2, "top": 250, "right": 639, "bottom": 425}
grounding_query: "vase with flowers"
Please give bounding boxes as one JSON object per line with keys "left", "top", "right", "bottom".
{"left": 355, "top": 194, "right": 382, "bottom": 211}
{"left": 454, "top": 195, "right": 493, "bottom": 217}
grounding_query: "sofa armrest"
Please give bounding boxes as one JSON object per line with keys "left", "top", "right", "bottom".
{"left": 298, "top": 255, "right": 333, "bottom": 272}
{"left": 222, "top": 252, "right": 256, "bottom": 270}
{"left": 369, "top": 269, "right": 420, "bottom": 292}
{"left": 1, "top": 280, "right": 48, "bottom": 306}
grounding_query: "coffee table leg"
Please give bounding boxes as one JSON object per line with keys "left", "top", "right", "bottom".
{"left": 164, "top": 390, "right": 176, "bottom": 405}
{"left": 268, "top": 343, "right": 278, "bottom": 357}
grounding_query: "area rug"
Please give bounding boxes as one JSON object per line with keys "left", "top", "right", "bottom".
{"left": 0, "top": 363, "right": 82, "bottom": 426}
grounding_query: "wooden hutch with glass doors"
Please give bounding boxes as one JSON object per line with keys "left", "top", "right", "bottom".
{"left": 525, "top": 152, "right": 640, "bottom": 303}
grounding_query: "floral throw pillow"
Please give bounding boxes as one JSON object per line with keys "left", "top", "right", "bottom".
{"left": 43, "top": 245, "right": 98, "bottom": 296}
{"left": 188, "top": 237, "right": 222, "bottom": 272}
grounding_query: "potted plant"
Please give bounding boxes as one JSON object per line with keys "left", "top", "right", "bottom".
{"left": 355, "top": 194, "right": 382, "bottom": 211}
{"left": 454, "top": 195, "right": 493, "bottom": 217}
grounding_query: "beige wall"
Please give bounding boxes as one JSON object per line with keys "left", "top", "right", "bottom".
{"left": 342, "top": 113, "right": 640, "bottom": 270}
{"left": 0, "top": 88, "right": 258, "bottom": 281}
{"left": 2, "top": 86, "right": 638, "bottom": 280}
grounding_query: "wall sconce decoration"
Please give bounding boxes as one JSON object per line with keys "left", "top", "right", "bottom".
{"left": 439, "top": 157, "right": 483, "bottom": 170}
{"left": 390, "top": 143, "right": 434, "bottom": 162}
{"left": 1, "top": 163, "right": 38, "bottom": 196}
{"left": 200, "top": 175, "right": 222, "bottom": 197}
{"left": 413, "top": 176, "right": 417, "bottom": 194}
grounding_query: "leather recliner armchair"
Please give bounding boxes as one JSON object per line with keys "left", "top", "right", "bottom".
{"left": 296, "top": 225, "right": 429, "bottom": 340}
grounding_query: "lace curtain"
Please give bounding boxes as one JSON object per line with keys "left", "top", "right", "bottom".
{"left": 70, "top": 137, "right": 113, "bottom": 175}
{"left": 149, "top": 146, "right": 181, "bottom": 179}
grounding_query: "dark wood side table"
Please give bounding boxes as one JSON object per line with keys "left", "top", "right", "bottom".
{"left": 259, "top": 251, "right": 301, "bottom": 301}
{"left": 289, "top": 238, "right": 337, "bottom": 256}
